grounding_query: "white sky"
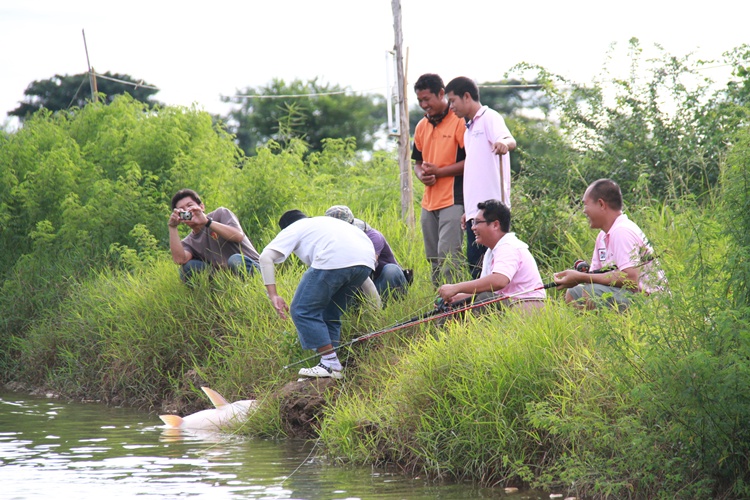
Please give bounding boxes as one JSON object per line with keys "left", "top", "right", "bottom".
{"left": 1, "top": 0, "right": 747, "bottom": 130}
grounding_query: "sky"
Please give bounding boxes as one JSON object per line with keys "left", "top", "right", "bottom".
{"left": 1, "top": 0, "right": 747, "bottom": 130}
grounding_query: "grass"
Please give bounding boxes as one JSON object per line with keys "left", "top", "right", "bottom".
{"left": 6, "top": 193, "right": 750, "bottom": 498}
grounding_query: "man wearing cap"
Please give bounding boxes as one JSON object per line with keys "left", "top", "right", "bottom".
{"left": 259, "top": 209, "right": 376, "bottom": 379}
{"left": 325, "top": 205, "right": 409, "bottom": 302}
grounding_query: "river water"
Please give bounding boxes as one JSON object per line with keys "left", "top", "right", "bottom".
{"left": 0, "top": 390, "right": 549, "bottom": 499}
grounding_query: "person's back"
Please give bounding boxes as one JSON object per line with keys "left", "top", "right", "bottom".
{"left": 482, "top": 232, "right": 545, "bottom": 302}
{"left": 265, "top": 216, "right": 375, "bottom": 270}
{"left": 324, "top": 205, "right": 409, "bottom": 301}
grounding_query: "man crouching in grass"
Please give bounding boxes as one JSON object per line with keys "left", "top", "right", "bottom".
{"left": 437, "top": 199, "right": 546, "bottom": 312}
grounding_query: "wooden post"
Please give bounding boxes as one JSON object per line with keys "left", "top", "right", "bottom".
{"left": 82, "top": 29, "right": 98, "bottom": 102}
{"left": 391, "top": 0, "right": 414, "bottom": 229}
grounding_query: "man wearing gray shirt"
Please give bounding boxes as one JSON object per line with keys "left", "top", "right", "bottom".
{"left": 168, "top": 188, "right": 260, "bottom": 282}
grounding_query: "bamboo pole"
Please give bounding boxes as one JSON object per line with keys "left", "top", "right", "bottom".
{"left": 391, "top": 0, "right": 414, "bottom": 229}
{"left": 82, "top": 29, "right": 98, "bottom": 102}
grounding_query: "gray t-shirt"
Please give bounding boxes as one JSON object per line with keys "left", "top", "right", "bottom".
{"left": 181, "top": 207, "right": 260, "bottom": 267}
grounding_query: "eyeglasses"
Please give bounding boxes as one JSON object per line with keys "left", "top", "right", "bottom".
{"left": 471, "top": 219, "right": 488, "bottom": 227}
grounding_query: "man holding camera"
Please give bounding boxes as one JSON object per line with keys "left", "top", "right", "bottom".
{"left": 168, "top": 188, "right": 260, "bottom": 282}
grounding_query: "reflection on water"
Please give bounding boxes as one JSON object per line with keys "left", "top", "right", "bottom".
{"left": 0, "top": 391, "right": 545, "bottom": 499}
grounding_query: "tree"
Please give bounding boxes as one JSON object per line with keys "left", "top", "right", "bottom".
{"left": 478, "top": 79, "right": 551, "bottom": 119}
{"left": 513, "top": 38, "right": 747, "bottom": 202}
{"left": 222, "top": 78, "right": 386, "bottom": 155}
{"left": 8, "top": 72, "right": 160, "bottom": 120}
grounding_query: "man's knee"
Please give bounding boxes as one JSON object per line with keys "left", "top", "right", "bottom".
{"left": 227, "top": 254, "right": 258, "bottom": 277}
{"left": 180, "top": 260, "right": 207, "bottom": 282}
{"left": 376, "top": 264, "right": 408, "bottom": 299}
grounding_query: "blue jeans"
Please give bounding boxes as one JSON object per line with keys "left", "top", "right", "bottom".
{"left": 180, "top": 254, "right": 260, "bottom": 282}
{"left": 466, "top": 224, "right": 486, "bottom": 280}
{"left": 290, "top": 265, "right": 372, "bottom": 350}
{"left": 374, "top": 263, "right": 408, "bottom": 301}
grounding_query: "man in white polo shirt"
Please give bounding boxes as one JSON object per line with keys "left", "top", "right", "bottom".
{"left": 553, "top": 179, "right": 665, "bottom": 310}
{"left": 437, "top": 199, "right": 545, "bottom": 311}
{"left": 259, "top": 209, "right": 376, "bottom": 379}
{"left": 445, "top": 76, "right": 516, "bottom": 279}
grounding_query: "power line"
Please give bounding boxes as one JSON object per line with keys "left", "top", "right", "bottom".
{"left": 227, "top": 87, "right": 383, "bottom": 100}
{"left": 479, "top": 84, "right": 544, "bottom": 89}
{"left": 92, "top": 71, "right": 160, "bottom": 90}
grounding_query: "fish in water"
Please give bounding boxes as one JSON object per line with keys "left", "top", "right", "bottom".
{"left": 159, "top": 387, "right": 257, "bottom": 431}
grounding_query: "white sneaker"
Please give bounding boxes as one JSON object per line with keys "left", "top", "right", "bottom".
{"left": 298, "top": 362, "right": 344, "bottom": 379}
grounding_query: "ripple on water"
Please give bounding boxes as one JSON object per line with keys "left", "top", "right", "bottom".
{"left": 1, "top": 390, "right": 550, "bottom": 499}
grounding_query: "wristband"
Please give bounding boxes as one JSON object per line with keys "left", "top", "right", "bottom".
{"left": 205, "top": 217, "right": 213, "bottom": 228}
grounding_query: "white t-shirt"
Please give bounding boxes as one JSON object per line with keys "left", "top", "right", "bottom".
{"left": 264, "top": 216, "right": 376, "bottom": 270}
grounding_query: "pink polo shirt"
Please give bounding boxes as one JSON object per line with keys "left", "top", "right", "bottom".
{"left": 590, "top": 213, "right": 664, "bottom": 294}
{"left": 481, "top": 233, "right": 546, "bottom": 301}
{"left": 463, "top": 105, "right": 513, "bottom": 219}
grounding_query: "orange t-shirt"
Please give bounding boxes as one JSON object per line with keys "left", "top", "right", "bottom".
{"left": 413, "top": 110, "right": 466, "bottom": 211}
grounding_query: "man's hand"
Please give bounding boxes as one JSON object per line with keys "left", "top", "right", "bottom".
{"left": 269, "top": 294, "right": 289, "bottom": 320}
{"left": 437, "top": 283, "right": 461, "bottom": 303}
{"left": 553, "top": 269, "right": 585, "bottom": 289}
{"left": 190, "top": 208, "right": 209, "bottom": 226}
{"left": 415, "top": 161, "right": 437, "bottom": 186}
{"left": 421, "top": 162, "right": 440, "bottom": 177}
{"left": 492, "top": 139, "right": 511, "bottom": 155}
{"left": 168, "top": 209, "right": 182, "bottom": 228}
{"left": 460, "top": 213, "right": 467, "bottom": 231}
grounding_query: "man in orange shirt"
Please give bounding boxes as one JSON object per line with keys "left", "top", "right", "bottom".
{"left": 412, "top": 73, "right": 467, "bottom": 285}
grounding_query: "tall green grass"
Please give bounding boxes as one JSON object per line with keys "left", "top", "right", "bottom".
{"left": 317, "top": 191, "right": 750, "bottom": 498}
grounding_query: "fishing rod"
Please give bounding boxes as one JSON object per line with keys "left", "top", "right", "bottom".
{"left": 283, "top": 281, "right": 556, "bottom": 370}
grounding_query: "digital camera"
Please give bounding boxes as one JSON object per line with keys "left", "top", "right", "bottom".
{"left": 178, "top": 211, "right": 192, "bottom": 220}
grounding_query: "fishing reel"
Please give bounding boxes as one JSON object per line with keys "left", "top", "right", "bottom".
{"left": 573, "top": 259, "right": 590, "bottom": 273}
{"left": 434, "top": 296, "right": 473, "bottom": 313}
{"left": 434, "top": 297, "right": 453, "bottom": 313}
{"left": 572, "top": 259, "right": 616, "bottom": 274}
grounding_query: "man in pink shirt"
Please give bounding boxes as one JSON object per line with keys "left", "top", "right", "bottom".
{"left": 445, "top": 77, "right": 516, "bottom": 279}
{"left": 437, "top": 199, "right": 546, "bottom": 311}
{"left": 553, "top": 178, "right": 665, "bottom": 310}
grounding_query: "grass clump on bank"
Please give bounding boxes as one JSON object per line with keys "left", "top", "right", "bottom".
{"left": 318, "top": 196, "right": 750, "bottom": 498}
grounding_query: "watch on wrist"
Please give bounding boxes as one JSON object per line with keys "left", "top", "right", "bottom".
{"left": 205, "top": 217, "right": 213, "bottom": 228}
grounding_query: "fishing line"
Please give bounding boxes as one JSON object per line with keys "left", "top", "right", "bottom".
{"left": 278, "top": 436, "right": 322, "bottom": 487}
{"left": 283, "top": 281, "right": 557, "bottom": 370}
